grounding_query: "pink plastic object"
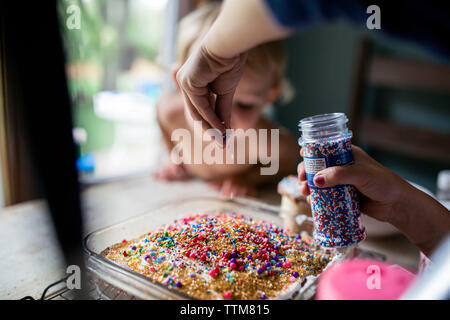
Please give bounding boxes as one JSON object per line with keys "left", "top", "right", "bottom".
{"left": 316, "top": 259, "right": 416, "bottom": 300}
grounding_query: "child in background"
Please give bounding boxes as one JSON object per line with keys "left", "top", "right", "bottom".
{"left": 154, "top": 2, "right": 298, "bottom": 197}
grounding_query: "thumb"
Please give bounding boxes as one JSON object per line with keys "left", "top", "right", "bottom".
{"left": 215, "top": 90, "right": 234, "bottom": 130}
{"left": 313, "top": 165, "right": 369, "bottom": 190}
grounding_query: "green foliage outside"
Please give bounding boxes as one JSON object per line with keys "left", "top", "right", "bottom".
{"left": 58, "top": 0, "right": 166, "bottom": 152}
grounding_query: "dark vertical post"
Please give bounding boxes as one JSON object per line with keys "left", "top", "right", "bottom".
{"left": 0, "top": 1, "right": 86, "bottom": 298}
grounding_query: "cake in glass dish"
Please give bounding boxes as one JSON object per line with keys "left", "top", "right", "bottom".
{"left": 101, "top": 212, "right": 333, "bottom": 300}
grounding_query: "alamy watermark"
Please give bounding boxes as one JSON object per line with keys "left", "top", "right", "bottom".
{"left": 366, "top": 264, "right": 381, "bottom": 290}
{"left": 66, "top": 265, "right": 81, "bottom": 290}
{"left": 366, "top": 5, "right": 381, "bottom": 30}
{"left": 66, "top": 4, "right": 81, "bottom": 30}
{"left": 170, "top": 121, "right": 280, "bottom": 175}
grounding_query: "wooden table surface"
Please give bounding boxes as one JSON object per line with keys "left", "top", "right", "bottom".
{"left": 0, "top": 175, "right": 420, "bottom": 299}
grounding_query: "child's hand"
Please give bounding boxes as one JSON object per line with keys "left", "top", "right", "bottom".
{"left": 297, "top": 145, "right": 412, "bottom": 223}
{"left": 153, "top": 162, "right": 191, "bottom": 181}
{"left": 209, "top": 176, "right": 257, "bottom": 198}
{"left": 298, "top": 145, "right": 450, "bottom": 256}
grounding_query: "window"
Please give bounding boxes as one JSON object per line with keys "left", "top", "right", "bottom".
{"left": 59, "top": 0, "right": 181, "bottom": 184}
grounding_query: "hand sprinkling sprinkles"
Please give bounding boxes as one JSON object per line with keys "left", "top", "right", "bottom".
{"left": 102, "top": 212, "right": 333, "bottom": 300}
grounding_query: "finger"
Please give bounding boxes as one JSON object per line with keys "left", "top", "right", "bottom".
{"left": 182, "top": 90, "right": 204, "bottom": 123}
{"left": 352, "top": 145, "right": 367, "bottom": 159}
{"left": 184, "top": 94, "right": 219, "bottom": 139}
{"left": 181, "top": 89, "right": 215, "bottom": 132}
{"left": 209, "top": 180, "right": 222, "bottom": 190}
{"left": 159, "top": 172, "right": 169, "bottom": 181}
{"left": 238, "top": 185, "right": 249, "bottom": 197}
{"left": 297, "top": 161, "right": 306, "bottom": 181}
{"left": 209, "top": 184, "right": 221, "bottom": 191}
{"left": 183, "top": 93, "right": 226, "bottom": 148}
{"left": 221, "top": 179, "right": 233, "bottom": 197}
{"left": 300, "top": 180, "right": 310, "bottom": 196}
{"left": 188, "top": 91, "right": 226, "bottom": 133}
{"left": 233, "top": 185, "right": 244, "bottom": 197}
{"left": 208, "top": 92, "right": 217, "bottom": 115}
{"left": 300, "top": 148, "right": 304, "bottom": 157}
{"left": 178, "top": 168, "right": 191, "bottom": 181}
{"left": 215, "top": 91, "right": 234, "bottom": 130}
{"left": 156, "top": 167, "right": 169, "bottom": 180}
{"left": 175, "top": 166, "right": 184, "bottom": 179}
{"left": 313, "top": 164, "right": 371, "bottom": 191}
{"left": 165, "top": 166, "right": 179, "bottom": 181}
{"left": 239, "top": 186, "right": 248, "bottom": 197}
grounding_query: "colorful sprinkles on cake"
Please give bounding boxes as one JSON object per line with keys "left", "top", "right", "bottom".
{"left": 302, "top": 136, "right": 366, "bottom": 247}
{"left": 102, "top": 212, "right": 332, "bottom": 300}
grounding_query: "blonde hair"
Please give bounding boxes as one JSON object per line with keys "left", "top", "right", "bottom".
{"left": 177, "top": 2, "right": 286, "bottom": 88}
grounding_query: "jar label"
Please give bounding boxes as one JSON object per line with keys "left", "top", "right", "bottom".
{"left": 304, "top": 158, "right": 326, "bottom": 175}
{"left": 304, "top": 150, "right": 354, "bottom": 189}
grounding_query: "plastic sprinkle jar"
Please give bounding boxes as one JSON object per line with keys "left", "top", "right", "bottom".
{"left": 298, "top": 113, "right": 365, "bottom": 247}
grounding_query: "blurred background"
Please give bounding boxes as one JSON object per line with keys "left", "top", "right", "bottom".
{"left": 0, "top": 0, "right": 449, "bottom": 207}
{"left": 58, "top": 0, "right": 175, "bottom": 185}
{"left": 276, "top": 21, "right": 450, "bottom": 194}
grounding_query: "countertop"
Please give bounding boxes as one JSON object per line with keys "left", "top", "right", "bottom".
{"left": 0, "top": 175, "right": 420, "bottom": 299}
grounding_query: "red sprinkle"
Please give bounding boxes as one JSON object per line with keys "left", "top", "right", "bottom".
{"left": 209, "top": 270, "right": 216, "bottom": 277}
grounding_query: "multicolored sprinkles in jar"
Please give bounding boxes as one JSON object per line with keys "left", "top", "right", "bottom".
{"left": 299, "top": 113, "right": 365, "bottom": 247}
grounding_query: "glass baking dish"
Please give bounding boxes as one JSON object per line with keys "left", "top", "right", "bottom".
{"left": 83, "top": 197, "right": 352, "bottom": 300}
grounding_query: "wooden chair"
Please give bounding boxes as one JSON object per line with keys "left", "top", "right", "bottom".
{"left": 349, "top": 38, "right": 450, "bottom": 165}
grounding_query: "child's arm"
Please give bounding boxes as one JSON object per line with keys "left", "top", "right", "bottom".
{"left": 154, "top": 93, "right": 191, "bottom": 181}
{"left": 156, "top": 92, "right": 186, "bottom": 152}
{"left": 298, "top": 145, "right": 450, "bottom": 257}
